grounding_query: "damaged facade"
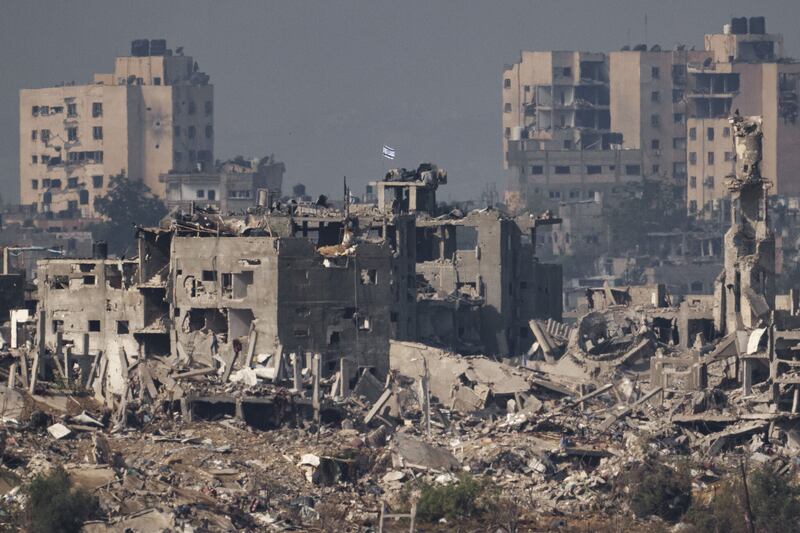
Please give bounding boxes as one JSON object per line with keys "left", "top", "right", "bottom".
{"left": 31, "top": 165, "right": 563, "bottom": 406}
{"left": 5, "top": 120, "right": 800, "bottom": 530}
{"left": 164, "top": 155, "right": 286, "bottom": 213}
{"left": 19, "top": 39, "right": 213, "bottom": 217}
{"left": 503, "top": 17, "right": 800, "bottom": 216}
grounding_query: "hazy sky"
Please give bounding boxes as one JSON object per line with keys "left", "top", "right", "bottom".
{"left": 1, "top": 0, "right": 798, "bottom": 203}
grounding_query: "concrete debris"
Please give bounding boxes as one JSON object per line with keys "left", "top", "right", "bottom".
{"left": 83, "top": 509, "right": 175, "bottom": 532}
{"left": 91, "top": 434, "right": 112, "bottom": 465}
{"left": 2, "top": 116, "right": 800, "bottom": 529}
{"left": 392, "top": 434, "right": 460, "bottom": 472}
{"left": 390, "top": 341, "right": 530, "bottom": 414}
{"left": 0, "top": 386, "right": 25, "bottom": 423}
{"left": 46, "top": 423, "right": 72, "bottom": 440}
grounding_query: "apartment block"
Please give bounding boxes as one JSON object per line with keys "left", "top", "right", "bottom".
{"left": 503, "top": 17, "right": 800, "bottom": 217}
{"left": 502, "top": 51, "right": 639, "bottom": 213}
{"left": 608, "top": 48, "right": 703, "bottom": 199}
{"left": 20, "top": 39, "right": 213, "bottom": 217}
{"left": 687, "top": 19, "right": 800, "bottom": 215}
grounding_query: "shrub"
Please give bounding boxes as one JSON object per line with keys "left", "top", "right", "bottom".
{"left": 415, "top": 473, "right": 484, "bottom": 523}
{"left": 481, "top": 491, "right": 526, "bottom": 532}
{"left": 622, "top": 459, "right": 691, "bottom": 521}
{"left": 749, "top": 464, "right": 800, "bottom": 532}
{"left": 23, "top": 467, "right": 98, "bottom": 533}
{"left": 315, "top": 500, "right": 350, "bottom": 532}
{"left": 684, "top": 480, "right": 741, "bottom": 533}
{"left": 686, "top": 464, "right": 800, "bottom": 533}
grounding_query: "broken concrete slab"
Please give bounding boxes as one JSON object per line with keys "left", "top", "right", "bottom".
{"left": 352, "top": 370, "right": 384, "bottom": 403}
{"left": 65, "top": 464, "right": 118, "bottom": 491}
{"left": 229, "top": 367, "right": 259, "bottom": 386}
{"left": 297, "top": 453, "right": 355, "bottom": 486}
{"left": 392, "top": 434, "right": 460, "bottom": 471}
{"left": 364, "top": 388, "right": 393, "bottom": 424}
{"left": 47, "top": 423, "right": 72, "bottom": 440}
{"left": 701, "top": 421, "right": 770, "bottom": 456}
{"left": 83, "top": 509, "right": 174, "bottom": 532}
{"left": 390, "top": 340, "right": 531, "bottom": 413}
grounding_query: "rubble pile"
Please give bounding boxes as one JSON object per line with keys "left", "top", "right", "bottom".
{"left": 0, "top": 116, "right": 798, "bottom": 530}
{"left": 1, "top": 312, "right": 800, "bottom": 531}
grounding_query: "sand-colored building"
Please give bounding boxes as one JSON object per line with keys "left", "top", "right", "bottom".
{"left": 687, "top": 21, "right": 800, "bottom": 215}
{"left": 501, "top": 51, "right": 636, "bottom": 213}
{"left": 19, "top": 39, "right": 213, "bottom": 217}
{"left": 503, "top": 17, "right": 800, "bottom": 217}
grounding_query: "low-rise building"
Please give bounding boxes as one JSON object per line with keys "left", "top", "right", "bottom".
{"left": 164, "top": 156, "right": 285, "bottom": 213}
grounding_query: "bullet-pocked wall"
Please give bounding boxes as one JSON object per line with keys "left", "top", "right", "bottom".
{"left": 170, "top": 235, "right": 393, "bottom": 377}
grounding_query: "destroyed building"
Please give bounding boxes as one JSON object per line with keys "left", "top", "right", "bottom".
{"left": 32, "top": 165, "right": 563, "bottom": 394}
{"left": 37, "top": 215, "right": 395, "bottom": 390}
{"left": 414, "top": 210, "right": 562, "bottom": 355}
{"left": 370, "top": 164, "right": 563, "bottom": 354}
{"left": 372, "top": 163, "right": 447, "bottom": 214}
{"left": 714, "top": 115, "right": 776, "bottom": 334}
{"left": 7, "top": 122, "right": 800, "bottom": 531}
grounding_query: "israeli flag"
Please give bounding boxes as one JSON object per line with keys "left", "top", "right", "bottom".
{"left": 382, "top": 144, "right": 396, "bottom": 160}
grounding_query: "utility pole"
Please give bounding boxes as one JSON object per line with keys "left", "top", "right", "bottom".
{"left": 740, "top": 459, "right": 756, "bottom": 533}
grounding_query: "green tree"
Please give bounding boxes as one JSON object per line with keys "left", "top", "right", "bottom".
{"left": 686, "top": 464, "right": 800, "bottom": 532}
{"left": 91, "top": 172, "right": 167, "bottom": 256}
{"left": 23, "top": 466, "right": 98, "bottom": 533}
{"left": 416, "top": 473, "right": 485, "bottom": 523}
{"left": 605, "top": 179, "right": 690, "bottom": 255}
{"left": 622, "top": 459, "right": 692, "bottom": 522}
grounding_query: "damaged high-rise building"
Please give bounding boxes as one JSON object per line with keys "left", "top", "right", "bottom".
{"left": 19, "top": 39, "right": 213, "bottom": 218}
{"left": 502, "top": 17, "right": 800, "bottom": 217}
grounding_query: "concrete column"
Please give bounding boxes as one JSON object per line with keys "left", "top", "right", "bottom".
{"left": 55, "top": 331, "right": 63, "bottom": 366}
{"left": 7, "top": 363, "right": 17, "bottom": 388}
{"left": 19, "top": 354, "right": 28, "bottom": 389}
{"left": 37, "top": 311, "right": 46, "bottom": 380}
{"left": 180, "top": 398, "right": 193, "bottom": 422}
{"left": 339, "top": 358, "right": 352, "bottom": 398}
{"left": 312, "top": 354, "right": 321, "bottom": 424}
{"left": 743, "top": 359, "right": 753, "bottom": 395}
{"left": 10, "top": 311, "right": 19, "bottom": 349}
{"left": 273, "top": 349, "right": 284, "bottom": 381}
{"left": 64, "top": 346, "right": 71, "bottom": 385}
{"left": 291, "top": 353, "right": 302, "bottom": 392}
